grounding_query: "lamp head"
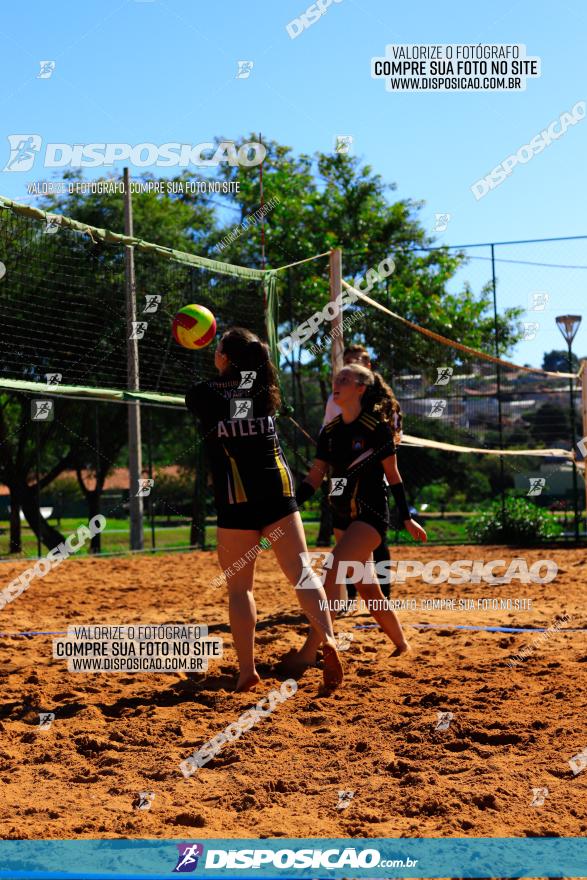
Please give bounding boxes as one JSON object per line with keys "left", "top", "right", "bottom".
{"left": 555, "top": 315, "right": 582, "bottom": 345}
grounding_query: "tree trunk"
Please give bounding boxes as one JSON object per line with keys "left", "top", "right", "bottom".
{"left": 190, "top": 437, "right": 206, "bottom": 548}
{"left": 20, "top": 485, "right": 65, "bottom": 552}
{"left": 9, "top": 484, "right": 21, "bottom": 554}
{"left": 319, "top": 375, "right": 329, "bottom": 408}
{"left": 75, "top": 459, "right": 108, "bottom": 554}
{"left": 87, "top": 491, "right": 102, "bottom": 553}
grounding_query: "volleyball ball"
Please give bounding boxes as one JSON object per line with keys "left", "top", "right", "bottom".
{"left": 172, "top": 304, "right": 217, "bottom": 350}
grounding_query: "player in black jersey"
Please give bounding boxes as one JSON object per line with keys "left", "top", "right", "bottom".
{"left": 185, "top": 327, "right": 343, "bottom": 693}
{"left": 323, "top": 344, "right": 403, "bottom": 603}
{"left": 294, "top": 363, "right": 426, "bottom": 666}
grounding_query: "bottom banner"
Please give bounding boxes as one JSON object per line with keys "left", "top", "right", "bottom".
{"left": 0, "top": 838, "right": 585, "bottom": 879}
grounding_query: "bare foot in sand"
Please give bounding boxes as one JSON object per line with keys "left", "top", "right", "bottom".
{"left": 322, "top": 642, "right": 344, "bottom": 690}
{"left": 391, "top": 641, "right": 411, "bottom": 658}
{"left": 277, "top": 648, "right": 318, "bottom": 675}
{"left": 235, "top": 671, "right": 261, "bottom": 692}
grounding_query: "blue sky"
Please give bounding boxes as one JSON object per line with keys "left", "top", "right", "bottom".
{"left": 1, "top": 0, "right": 586, "bottom": 367}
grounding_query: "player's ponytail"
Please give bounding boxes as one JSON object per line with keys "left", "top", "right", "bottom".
{"left": 347, "top": 366, "right": 400, "bottom": 435}
{"left": 219, "top": 327, "right": 281, "bottom": 415}
{"left": 361, "top": 371, "right": 394, "bottom": 423}
{"left": 369, "top": 377, "right": 402, "bottom": 443}
{"left": 389, "top": 392, "right": 403, "bottom": 445}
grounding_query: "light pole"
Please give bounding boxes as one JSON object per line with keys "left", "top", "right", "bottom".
{"left": 555, "top": 315, "right": 582, "bottom": 540}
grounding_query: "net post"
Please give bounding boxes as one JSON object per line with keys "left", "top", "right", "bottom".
{"left": 581, "top": 360, "right": 587, "bottom": 537}
{"left": 329, "top": 248, "right": 343, "bottom": 374}
{"left": 195, "top": 435, "right": 207, "bottom": 549}
{"left": 320, "top": 248, "right": 343, "bottom": 549}
{"left": 35, "top": 421, "right": 42, "bottom": 559}
{"left": 190, "top": 416, "right": 206, "bottom": 550}
{"left": 123, "top": 167, "right": 144, "bottom": 551}
{"left": 93, "top": 402, "right": 100, "bottom": 554}
{"left": 147, "top": 407, "right": 156, "bottom": 550}
{"left": 490, "top": 243, "right": 506, "bottom": 520}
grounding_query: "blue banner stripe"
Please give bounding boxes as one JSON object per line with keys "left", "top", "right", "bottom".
{"left": 0, "top": 838, "right": 586, "bottom": 878}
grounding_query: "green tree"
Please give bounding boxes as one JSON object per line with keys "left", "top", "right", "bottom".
{"left": 40, "top": 170, "right": 214, "bottom": 252}
{"left": 542, "top": 349, "right": 579, "bottom": 373}
{"left": 209, "top": 139, "right": 524, "bottom": 377}
{"left": 524, "top": 402, "right": 580, "bottom": 447}
{"left": 72, "top": 404, "right": 126, "bottom": 553}
{"left": 0, "top": 393, "right": 81, "bottom": 551}
{"left": 420, "top": 481, "right": 451, "bottom": 516}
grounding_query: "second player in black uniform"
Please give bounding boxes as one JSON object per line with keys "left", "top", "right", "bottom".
{"left": 322, "top": 344, "right": 402, "bottom": 602}
{"left": 294, "top": 363, "right": 426, "bottom": 667}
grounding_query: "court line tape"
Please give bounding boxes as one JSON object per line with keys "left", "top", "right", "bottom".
{"left": 0, "top": 630, "right": 68, "bottom": 637}
{"left": 354, "top": 623, "right": 587, "bottom": 633}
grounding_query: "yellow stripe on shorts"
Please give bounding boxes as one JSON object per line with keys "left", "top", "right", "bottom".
{"left": 225, "top": 450, "right": 248, "bottom": 503}
{"left": 274, "top": 447, "right": 294, "bottom": 497}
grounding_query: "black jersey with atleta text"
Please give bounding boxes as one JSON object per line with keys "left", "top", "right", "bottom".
{"left": 316, "top": 411, "right": 395, "bottom": 522}
{"left": 185, "top": 380, "right": 294, "bottom": 511}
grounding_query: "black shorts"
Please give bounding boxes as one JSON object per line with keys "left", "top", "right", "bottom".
{"left": 331, "top": 508, "right": 389, "bottom": 542}
{"left": 217, "top": 497, "right": 298, "bottom": 531}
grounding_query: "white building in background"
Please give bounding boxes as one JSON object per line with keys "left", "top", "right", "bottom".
{"left": 502, "top": 399, "right": 536, "bottom": 419}
{"left": 513, "top": 461, "right": 585, "bottom": 497}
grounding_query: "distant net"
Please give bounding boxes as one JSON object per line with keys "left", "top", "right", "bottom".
{"left": 274, "top": 245, "right": 585, "bottom": 535}
{"left": 342, "top": 277, "right": 576, "bottom": 456}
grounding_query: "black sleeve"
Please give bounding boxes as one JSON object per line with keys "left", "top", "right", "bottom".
{"left": 296, "top": 481, "right": 315, "bottom": 505}
{"left": 390, "top": 482, "right": 411, "bottom": 522}
{"left": 372, "top": 420, "right": 396, "bottom": 461}
{"left": 315, "top": 426, "right": 331, "bottom": 463}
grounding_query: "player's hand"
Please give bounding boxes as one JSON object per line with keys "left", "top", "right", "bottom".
{"left": 404, "top": 519, "right": 427, "bottom": 542}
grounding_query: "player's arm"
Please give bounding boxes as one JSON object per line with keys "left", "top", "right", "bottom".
{"left": 382, "top": 454, "right": 427, "bottom": 543}
{"left": 295, "top": 459, "right": 328, "bottom": 505}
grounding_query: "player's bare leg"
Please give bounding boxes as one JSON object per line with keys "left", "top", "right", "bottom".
{"left": 263, "top": 512, "right": 343, "bottom": 689}
{"left": 294, "top": 521, "right": 381, "bottom": 666}
{"left": 217, "top": 527, "right": 261, "bottom": 692}
{"left": 356, "top": 560, "right": 410, "bottom": 656}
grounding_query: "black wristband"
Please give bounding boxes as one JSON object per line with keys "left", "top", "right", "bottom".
{"left": 296, "top": 481, "right": 316, "bottom": 505}
{"left": 390, "top": 481, "right": 411, "bottom": 522}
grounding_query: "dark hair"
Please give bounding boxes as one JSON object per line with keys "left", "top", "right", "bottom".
{"left": 344, "top": 344, "right": 369, "bottom": 360}
{"left": 343, "top": 364, "right": 403, "bottom": 443}
{"left": 219, "top": 327, "right": 281, "bottom": 416}
{"left": 389, "top": 390, "right": 403, "bottom": 445}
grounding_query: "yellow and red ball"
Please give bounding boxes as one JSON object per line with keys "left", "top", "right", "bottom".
{"left": 172, "top": 304, "right": 216, "bottom": 350}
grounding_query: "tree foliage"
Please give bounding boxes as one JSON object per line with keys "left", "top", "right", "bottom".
{"left": 542, "top": 349, "right": 579, "bottom": 373}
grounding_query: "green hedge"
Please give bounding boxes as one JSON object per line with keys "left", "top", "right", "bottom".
{"left": 466, "top": 496, "right": 562, "bottom": 544}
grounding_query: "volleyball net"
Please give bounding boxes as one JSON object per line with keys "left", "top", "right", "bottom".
{"left": 0, "top": 195, "right": 272, "bottom": 401}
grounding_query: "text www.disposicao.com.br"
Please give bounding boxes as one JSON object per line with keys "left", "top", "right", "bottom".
{"left": 69, "top": 657, "right": 202, "bottom": 672}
